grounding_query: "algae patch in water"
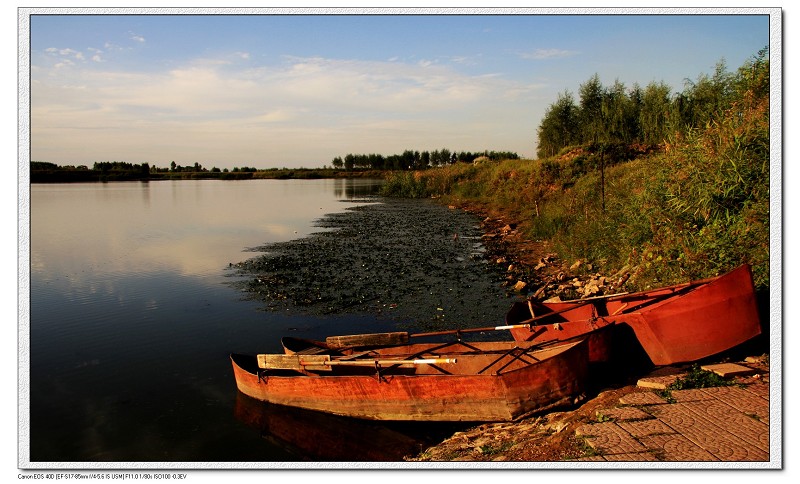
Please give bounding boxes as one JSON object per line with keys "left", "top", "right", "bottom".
{"left": 231, "top": 198, "right": 515, "bottom": 331}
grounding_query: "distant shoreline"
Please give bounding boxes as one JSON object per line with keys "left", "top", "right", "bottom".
{"left": 29, "top": 168, "right": 388, "bottom": 183}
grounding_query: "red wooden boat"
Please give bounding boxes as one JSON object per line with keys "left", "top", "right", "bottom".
{"left": 230, "top": 338, "right": 589, "bottom": 422}
{"left": 505, "top": 264, "right": 762, "bottom": 366}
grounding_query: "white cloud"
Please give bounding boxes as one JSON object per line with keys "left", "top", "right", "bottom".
{"left": 30, "top": 54, "right": 542, "bottom": 166}
{"left": 53, "top": 59, "right": 75, "bottom": 69}
{"left": 519, "top": 48, "right": 579, "bottom": 60}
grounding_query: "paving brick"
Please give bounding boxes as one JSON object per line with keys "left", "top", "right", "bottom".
{"left": 692, "top": 386, "right": 769, "bottom": 421}
{"left": 701, "top": 363, "right": 757, "bottom": 377}
{"left": 670, "top": 388, "right": 717, "bottom": 402}
{"left": 570, "top": 369, "right": 773, "bottom": 465}
{"left": 637, "top": 375, "right": 679, "bottom": 389}
{"left": 575, "top": 422, "right": 647, "bottom": 455}
{"left": 637, "top": 433, "right": 719, "bottom": 461}
{"left": 650, "top": 403, "right": 769, "bottom": 461}
{"left": 741, "top": 381, "right": 771, "bottom": 399}
{"left": 681, "top": 400, "right": 769, "bottom": 453}
{"left": 617, "top": 418, "right": 677, "bottom": 438}
{"left": 619, "top": 391, "right": 668, "bottom": 406}
{"left": 595, "top": 406, "right": 652, "bottom": 422}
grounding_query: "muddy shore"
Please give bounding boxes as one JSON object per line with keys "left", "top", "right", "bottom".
{"left": 232, "top": 195, "right": 619, "bottom": 329}
{"left": 233, "top": 197, "right": 528, "bottom": 332}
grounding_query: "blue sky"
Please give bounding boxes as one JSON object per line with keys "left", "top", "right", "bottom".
{"left": 26, "top": 10, "right": 772, "bottom": 170}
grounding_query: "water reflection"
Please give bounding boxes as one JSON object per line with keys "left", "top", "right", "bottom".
{"left": 27, "top": 178, "right": 385, "bottom": 462}
{"left": 232, "top": 392, "right": 464, "bottom": 462}
{"left": 31, "top": 179, "right": 383, "bottom": 280}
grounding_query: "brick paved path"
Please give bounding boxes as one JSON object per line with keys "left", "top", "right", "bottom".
{"left": 573, "top": 377, "right": 770, "bottom": 462}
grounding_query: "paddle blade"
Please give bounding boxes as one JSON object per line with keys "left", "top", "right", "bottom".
{"left": 325, "top": 331, "right": 410, "bottom": 348}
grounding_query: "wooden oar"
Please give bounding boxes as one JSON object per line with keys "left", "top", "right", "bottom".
{"left": 322, "top": 301, "right": 601, "bottom": 349}
{"left": 257, "top": 353, "right": 456, "bottom": 371}
{"left": 325, "top": 331, "right": 410, "bottom": 348}
{"left": 324, "top": 324, "right": 531, "bottom": 349}
{"left": 557, "top": 291, "right": 630, "bottom": 303}
{"left": 319, "top": 271, "right": 722, "bottom": 349}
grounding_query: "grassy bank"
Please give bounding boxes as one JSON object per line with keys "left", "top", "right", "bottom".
{"left": 381, "top": 48, "right": 770, "bottom": 292}
{"left": 381, "top": 107, "right": 768, "bottom": 292}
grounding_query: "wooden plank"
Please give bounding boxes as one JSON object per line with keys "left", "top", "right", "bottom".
{"left": 257, "top": 354, "right": 332, "bottom": 371}
{"left": 325, "top": 331, "right": 409, "bottom": 348}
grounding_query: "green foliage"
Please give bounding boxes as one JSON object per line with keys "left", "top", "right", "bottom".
{"left": 335, "top": 149, "right": 519, "bottom": 171}
{"left": 537, "top": 91, "right": 580, "bottom": 159}
{"left": 574, "top": 436, "right": 603, "bottom": 458}
{"left": 394, "top": 47, "right": 769, "bottom": 292}
{"left": 535, "top": 48, "right": 768, "bottom": 158}
{"left": 380, "top": 171, "right": 430, "bottom": 198}
{"left": 640, "top": 81, "right": 673, "bottom": 145}
{"left": 657, "top": 364, "right": 734, "bottom": 402}
{"left": 667, "top": 364, "right": 735, "bottom": 390}
{"left": 479, "top": 442, "right": 513, "bottom": 455}
{"left": 595, "top": 412, "right": 614, "bottom": 423}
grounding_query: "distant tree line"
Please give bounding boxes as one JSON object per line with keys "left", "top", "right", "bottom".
{"left": 30, "top": 160, "right": 382, "bottom": 183}
{"left": 331, "top": 149, "right": 520, "bottom": 171}
{"left": 536, "top": 47, "right": 770, "bottom": 159}
{"left": 31, "top": 161, "right": 153, "bottom": 182}
{"left": 30, "top": 160, "right": 261, "bottom": 182}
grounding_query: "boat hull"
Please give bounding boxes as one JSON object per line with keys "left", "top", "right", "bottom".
{"left": 507, "top": 264, "right": 762, "bottom": 366}
{"left": 231, "top": 339, "right": 589, "bottom": 422}
{"left": 506, "top": 305, "right": 615, "bottom": 363}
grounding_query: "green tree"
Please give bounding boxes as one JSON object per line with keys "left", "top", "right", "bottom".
{"left": 536, "top": 90, "right": 579, "bottom": 158}
{"left": 678, "top": 60, "right": 734, "bottom": 130}
{"left": 420, "top": 151, "right": 431, "bottom": 169}
{"left": 578, "top": 74, "right": 606, "bottom": 145}
{"left": 578, "top": 74, "right": 608, "bottom": 211}
{"left": 602, "top": 79, "right": 633, "bottom": 144}
{"left": 640, "top": 81, "right": 674, "bottom": 145}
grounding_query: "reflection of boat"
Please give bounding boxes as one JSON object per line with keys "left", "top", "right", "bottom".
{"left": 505, "top": 264, "right": 762, "bottom": 366}
{"left": 230, "top": 338, "right": 589, "bottom": 422}
{"left": 233, "top": 392, "right": 427, "bottom": 461}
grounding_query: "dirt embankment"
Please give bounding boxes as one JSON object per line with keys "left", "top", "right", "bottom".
{"left": 454, "top": 200, "right": 632, "bottom": 302}
{"left": 406, "top": 384, "right": 643, "bottom": 462}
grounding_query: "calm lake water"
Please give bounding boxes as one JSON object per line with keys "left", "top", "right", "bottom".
{"left": 26, "top": 178, "right": 469, "bottom": 464}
